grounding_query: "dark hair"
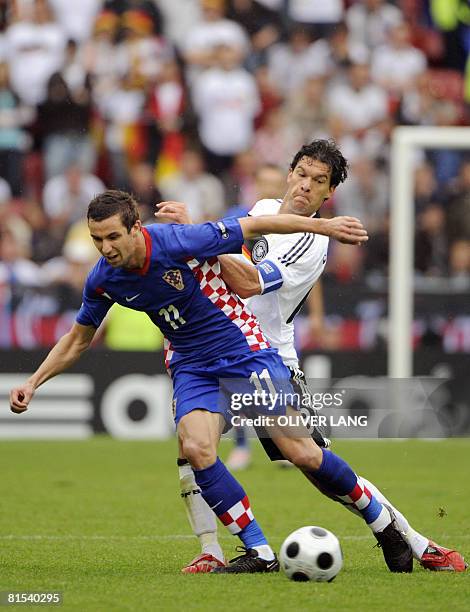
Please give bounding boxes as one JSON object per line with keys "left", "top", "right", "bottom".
{"left": 290, "top": 140, "right": 349, "bottom": 188}
{"left": 87, "top": 190, "right": 140, "bottom": 232}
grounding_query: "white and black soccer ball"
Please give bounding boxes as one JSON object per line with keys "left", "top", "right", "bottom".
{"left": 280, "top": 526, "right": 343, "bottom": 582}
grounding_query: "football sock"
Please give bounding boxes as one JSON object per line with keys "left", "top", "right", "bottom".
{"left": 178, "top": 459, "right": 224, "bottom": 562}
{"left": 313, "top": 449, "right": 391, "bottom": 532}
{"left": 194, "top": 457, "right": 273, "bottom": 558}
{"left": 360, "top": 477, "right": 429, "bottom": 559}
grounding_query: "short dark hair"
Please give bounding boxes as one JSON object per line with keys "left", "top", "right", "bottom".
{"left": 290, "top": 140, "right": 349, "bottom": 188}
{"left": 87, "top": 190, "right": 140, "bottom": 232}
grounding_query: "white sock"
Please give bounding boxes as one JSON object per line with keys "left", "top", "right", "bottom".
{"left": 367, "top": 505, "right": 393, "bottom": 533}
{"left": 253, "top": 544, "right": 275, "bottom": 561}
{"left": 361, "top": 477, "right": 429, "bottom": 559}
{"left": 179, "top": 462, "right": 224, "bottom": 562}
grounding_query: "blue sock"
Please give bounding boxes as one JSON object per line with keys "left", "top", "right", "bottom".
{"left": 314, "top": 449, "right": 385, "bottom": 526}
{"left": 194, "top": 457, "right": 268, "bottom": 547}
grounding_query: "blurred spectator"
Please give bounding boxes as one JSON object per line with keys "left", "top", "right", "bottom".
{"left": 371, "top": 23, "right": 427, "bottom": 97}
{"left": 286, "top": 0, "right": 344, "bottom": 39}
{"left": 253, "top": 106, "right": 303, "bottom": 168}
{"left": 284, "top": 75, "right": 329, "bottom": 138}
{"left": 103, "top": 0, "right": 164, "bottom": 35}
{"left": 146, "top": 58, "right": 185, "bottom": 166}
{"left": 346, "top": 0, "right": 403, "bottom": 50}
{"left": 253, "top": 162, "right": 285, "bottom": 199}
{"left": 0, "top": 61, "right": 33, "bottom": 196}
{"left": 333, "top": 157, "right": 388, "bottom": 235}
{"left": 113, "top": 7, "right": 173, "bottom": 85}
{"left": 128, "top": 162, "right": 162, "bottom": 223}
{"left": 414, "top": 161, "right": 440, "bottom": 214}
{"left": 225, "top": 161, "right": 285, "bottom": 220}
{"left": 227, "top": 0, "right": 281, "bottom": 69}
{"left": 81, "top": 10, "right": 121, "bottom": 100}
{"left": 192, "top": 43, "right": 260, "bottom": 174}
{"left": 48, "top": 0, "right": 101, "bottom": 43}
{"left": 183, "top": 0, "right": 249, "bottom": 74}
{"left": 400, "top": 71, "right": 461, "bottom": 127}
{"left": 446, "top": 160, "right": 470, "bottom": 248}
{"left": 222, "top": 149, "right": 258, "bottom": 208}
{"left": 448, "top": 240, "right": 470, "bottom": 279}
{"left": 42, "top": 221, "right": 98, "bottom": 297}
{"left": 158, "top": 0, "right": 201, "bottom": 52}
{"left": 160, "top": 147, "right": 225, "bottom": 223}
{"left": 0, "top": 175, "right": 11, "bottom": 205}
{"left": 327, "top": 60, "right": 389, "bottom": 135}
{"left": 42, "top": 163, "right": 105, "bottom": 254}
{"left": 0, "top": 217, "right": 42, "bottom": 330}
{"left": 322, "top": 20, "right": 369, "bottom": 77}
{"left": 0, "top": 0, "right": 10, "bottom": 31}
{"left": 267, "top": 26, "right": 329, "bottom": 95}
{"left": 5, "top": 0, "right": 66, "bottom": 105}
{"left": 415, "top": 202, "right": 448, "bottom": 276}
{"left": 97, "top": 70, "right": 146, "bottom": 189}
{"left": 36, "top": 72, "right": 95, "bottom": 179}
{"left": 253, "top": 65, "right": 283, "bottom": 127}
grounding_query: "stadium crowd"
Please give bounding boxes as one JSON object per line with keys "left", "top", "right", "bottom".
{"left": 0, "top": 0, "right": 469, "bottom": 349}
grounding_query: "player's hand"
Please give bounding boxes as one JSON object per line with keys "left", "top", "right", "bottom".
{"left": 325, "top": 216, "right": 369, "bottom": 245}
{"left": 10, "top": 382, "right": 35, "bottom": 414}
{"left": 154, "top": 201, "right": 193, "bottom": 225}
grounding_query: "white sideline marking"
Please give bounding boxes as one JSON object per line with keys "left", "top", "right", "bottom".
{"left": 1, "top": 534, "right": 469, "bottom": 542}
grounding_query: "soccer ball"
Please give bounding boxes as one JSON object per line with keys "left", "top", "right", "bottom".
{"left": 279, "top": 526, "right": 343, "bottom": 582}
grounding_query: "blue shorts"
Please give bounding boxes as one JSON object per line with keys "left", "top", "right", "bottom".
{"left": 171, "top": 348, "right": 294, "bottom": 427}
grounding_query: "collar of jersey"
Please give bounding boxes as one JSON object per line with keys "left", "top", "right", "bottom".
{"left": 127, "top": 227, "right": 152, "bottom": 276}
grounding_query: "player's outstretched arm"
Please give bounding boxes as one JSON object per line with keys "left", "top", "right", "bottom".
{"left": 239, "top": 214, "right": 368, "bottom": 245}
{"left": 9, "top": 323, "right": 97, "bottom": 414}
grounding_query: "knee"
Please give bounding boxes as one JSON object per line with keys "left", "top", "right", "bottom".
{"left": 284, "top": 440, "right": 323, "bottom": 471}
{"left": 181, "top": 437, "right": 216, "bottom": 470}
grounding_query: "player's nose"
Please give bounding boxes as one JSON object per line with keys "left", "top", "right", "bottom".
{"left": 102, "top": 241, "right": 113, "bottom": 255}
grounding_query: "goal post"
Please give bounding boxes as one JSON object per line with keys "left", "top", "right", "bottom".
{"left": 389, "top": 126, "right": 470, "bottom": 377}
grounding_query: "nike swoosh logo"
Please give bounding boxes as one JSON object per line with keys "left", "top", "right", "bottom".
{"left": 125, "top": 293, "right": 141, "bottom": 302}
{"left": 211, "top": 500, "right": 223, "bottom": 510}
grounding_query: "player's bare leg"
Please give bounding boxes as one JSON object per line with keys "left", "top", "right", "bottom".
{"left": 266, "top": 412, "right": 412, "bottom": 572}
{"left": 178, "top": 410, "right": 278, "bottom": 574}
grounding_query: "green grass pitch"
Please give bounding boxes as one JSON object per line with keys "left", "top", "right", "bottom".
{"left": 1, "top": 438, "right": 469, "bottom": 611}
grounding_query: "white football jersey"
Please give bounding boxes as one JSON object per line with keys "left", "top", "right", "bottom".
{"left": 241, "top": 198, "right": 329, "bottom": 367}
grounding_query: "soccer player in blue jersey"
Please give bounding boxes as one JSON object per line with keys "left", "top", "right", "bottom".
{"left": 8, "top": 188, "right": 416, "bottom": 575}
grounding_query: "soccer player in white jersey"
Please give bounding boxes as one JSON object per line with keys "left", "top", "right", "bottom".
{"left": 156, "top": 140, "right": 467, "bottom": 575}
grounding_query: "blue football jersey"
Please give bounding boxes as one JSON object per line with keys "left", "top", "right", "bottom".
{"left": 76, "top": 218, "right": 270, "bottom": 368}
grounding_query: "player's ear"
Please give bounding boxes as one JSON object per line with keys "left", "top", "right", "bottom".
{"left": 325, "top": 185, "right": 336, "bottom": 201}
{"left": 131, "top": 219, "right": 142, "bottom": 235}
